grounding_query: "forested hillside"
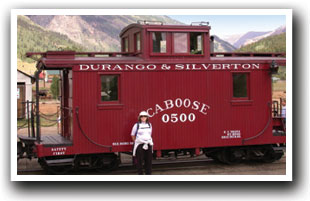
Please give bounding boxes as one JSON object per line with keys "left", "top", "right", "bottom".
{"left": 235, "top": 33, "right": 286, "bottom": 53}
{"left": 26, "top": 15, "right": 183, "bottom": 53}
{"left": 17, "top": 15, "right": 86, "bottom": 62}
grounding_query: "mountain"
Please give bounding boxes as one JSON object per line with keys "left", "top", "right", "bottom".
{"left": 226, "top": 25, "right": 286, "bottom": 48}
{"left": 233, "top": 31, "right": 271, "bottom": 48}
{"left": 213, "top": 35, "right": 236, "bottom": 52}
{"left": 26, "top": 15, "right": 183, "bottom": 52}
{"left": 271, "top": 25, "right": 286, "bottom": 35}
{"left": 221, "top": 34, "right": 243, "bottom": 46}
{"left": 20, "top": 15, "right": 266, "bottom": 62}
{"left": 235, "top": 32, "right": 286, "bottom": 53}
{"left": 17, "top": 15, "right": 86, "bottom": 62}
{"left": 241, "top": 26, "right": 286, "bottom": 47}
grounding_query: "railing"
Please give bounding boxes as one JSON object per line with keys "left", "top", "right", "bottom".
{"left": 211, "top": 52, "right": 285, "bottom": 58}
{"left": 26, "top": 51, "right": 138, "bottom": 59}
{"left": 272, "top": 98, "right": 286, "bottom": 118}
{"left": 272, "top": 98, "right": 286, "bottom": 133}
{"left": 137, "top": 20, "right": 163, "bottom": 25}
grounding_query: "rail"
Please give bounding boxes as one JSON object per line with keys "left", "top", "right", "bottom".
{"left": 137, "top": 20, "right": 163, "bottom": 25}
{"left": 27, "top": 51, "right": 286, "bottom": 60}
{"left": 272, "top": 98, "right": 286, "bottom": 118}
{"left": 242, "top": 102, "right": 272, "bottom": 144}
{"left": 191, "top": 21, "right": 209, "bottom": 26}
{"left": 211, "top": 52, "right": 285, "bottom": 58}
{"left": 75, "top": 107, "right": 112, "bottom": 151}
{"left": 26, "top": 51, "right": 137, "bottom": 59}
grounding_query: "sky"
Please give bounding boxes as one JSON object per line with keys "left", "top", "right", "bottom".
{"left": 168, "top": 15, "right": 286, "bottom": 38}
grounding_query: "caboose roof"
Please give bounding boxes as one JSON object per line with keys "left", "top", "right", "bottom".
{"left": 34, "top": 54, "right": 285, "bottom": 70}
{"left": 119, "top": 23, "right": 211, "bottom": 37}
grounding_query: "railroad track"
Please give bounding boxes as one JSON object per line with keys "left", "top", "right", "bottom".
{"left": 17, "top": 158, "right": 214, "bottom": 175}
{"left": 17, "top": 156, "right": 286, "bottom": 175}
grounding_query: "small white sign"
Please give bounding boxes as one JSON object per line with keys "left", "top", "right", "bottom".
{"left": 221, "top": 130, "right": 241, "bottom": 139}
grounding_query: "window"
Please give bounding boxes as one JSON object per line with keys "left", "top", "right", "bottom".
{"left": 190, "top": 33, "right": 203, "bottom": 54}
{"left": 122, "top": 37, "right": 129, "bottom": 52}
{"left": 101, "top": 75, "right": 119, "bottom": 102}
{"left": 174, "top": 33, "right": 188, "bottom": 53}
{"left": 135, "top": 33, "right": 141, "bottom": 52}
{"left": 150, "top": 31, "right": 205, "bottom": 55}
{"left": 233, "top": 73, "right": 248, "bottom": 98}
{"left": 152, "top": 32, "right": 166, "bottom": 53}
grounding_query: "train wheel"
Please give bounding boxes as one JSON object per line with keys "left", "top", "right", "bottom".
{"left": 47, "top": 166, "right": 72, "bottom": 175}
{"left": 38, "top": 158, "right": 72, "bottom": 175}
{"left": 95, "top": 154, "right": 119, "bottom": 173}
{"left": 220, "top": 148, "right": 243, "bottom": 164}
{"left": 261, "top": 147, "right": 283, "bottom": 163}
{"left": 17, "top": 142, "right": 24, "bottom": 161}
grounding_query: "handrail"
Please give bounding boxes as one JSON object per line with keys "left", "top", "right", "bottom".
{"left": 137, "top": 20, "right": 163, "bottom": 25}
{"left": 27, "top": 51, "right": 286, "bottom": 59}
{"left": 191, "top": 21, "right": 209, "bottom": 26}
{"left": 242, "top": 103, "right": 272, "bottom": 144}
{"left": 211, "top": 52, "right": 286, "bottom": 58}
{"left": 26, "top": 51, "right": 137, "bottom": 59}
{"left": 75, "top": 107, "right": 112, "bottom": 151}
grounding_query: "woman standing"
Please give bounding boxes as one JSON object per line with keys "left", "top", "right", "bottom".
{"left": 131, "top": 111, "right": 153, "bottom": 175}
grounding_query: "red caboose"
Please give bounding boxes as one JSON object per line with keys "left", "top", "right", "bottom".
{"left": 20, "top": 21, "right": 286, "bottom": 173}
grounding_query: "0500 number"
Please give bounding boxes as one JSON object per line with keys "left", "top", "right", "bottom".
{"left": 161, "top": 113, "right": 196, "bottom": 123}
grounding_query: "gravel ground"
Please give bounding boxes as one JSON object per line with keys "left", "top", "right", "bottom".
{"left": 17, "top": 152, "right": 286, "bottom": 175}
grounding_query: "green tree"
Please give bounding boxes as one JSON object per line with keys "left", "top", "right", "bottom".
{"left": 50, "top": 76, "right": 60, "bottom": 99}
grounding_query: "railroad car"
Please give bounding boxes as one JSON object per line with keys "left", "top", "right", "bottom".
{"left": 18, "top": 21, "right": 286, "bottom": 174}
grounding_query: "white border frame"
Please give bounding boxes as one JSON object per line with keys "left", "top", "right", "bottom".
{"left": 11, "top": 9, "right": 292, "bottom": 181}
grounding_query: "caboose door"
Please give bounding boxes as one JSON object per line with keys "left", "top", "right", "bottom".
{"left": 60, "top": 69, "right": 73, "bottom": 140}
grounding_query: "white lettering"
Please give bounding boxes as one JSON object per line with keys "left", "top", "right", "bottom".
{"left": 252, "top": 64, "right": 260, "bottom": 69}
{"left": 179, "top": 113, "right": 187, "bottom": 122}
{"left": 51, "top": 147, "right": 67, "bottom": 155}
{"left": 221, "top": 130, "right": 241, "bottom": 139}
{"left": 155, "top": 104, "right": 164, "bottom": 113}
{"left": 192, "top": 64, "right": 201, "bottom": 70}
{"left": 113, "top": 64, "right": 123, "bottom": 71}
{"left": 146, "top": 108, "right": 155, "bottom": 117}
{"left": 162, "top": 114, "right": 169, "bottom": 123}
{"left": 79, "top": 64, "right": 89, "bottom": 71}
{"left": 231, "top": 64, "right": 240, "bottom": 69}
{"left": 175, "top": 64, "right": 184, "bottom": 70}
{"left": 79, "top": 63, "right": 261, "bottom": 71}
{"left": 192, "top": 101, "right": 201, "bottom": 110}
{"left": 242, "top": 64, "right": 251, "bottom": 69}
{"left": 161, "top": 113, "right": 197, "bottom": 123}
{"left": 161, "top": 64, "right": 171, "bottom": 70}
{"left": 164, "top": 99, "right": 174, "bottom": 110}
{"left": 175, "top": 98, "right": 183, "bottom": 108}
{"left": 145, "top": 99, "right": 210, "bottom": 121}
{"left": 147, "top": 64, "right": 157, "bottom": 70}
{"left": 90, "top": 64, "right": 100, "bottom": 70}
{"left": 188, "top": 113, "right": 196, "bottom": 122}
{"left": 171, "top": 113, "right": 178, "bottom": 123}
{"left": 201, "top": 64, "right": 211, "bottom": 70}
{"left": 102, "top": 64, "right": 111, "bottom": 70}
{"left": 125, "top": 64, "right": 134, "bottom": 70}
{"left": 136, "top": 64, "right": 145, "bottom": 70}
{"left": 200, "top": 103, "right": 210, "bottom": 115}
{"left": 212, "top": 64, "right": 222, "bottom": 70}
{"left": 183, "top": 99, "right": 191, "bottom": 108}
{"left": 222, "top": 64, "right": 231, "bottom": 70}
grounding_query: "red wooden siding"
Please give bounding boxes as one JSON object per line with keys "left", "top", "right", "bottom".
{"left": 70, "top": 62, "right": 284, "bottom": 155}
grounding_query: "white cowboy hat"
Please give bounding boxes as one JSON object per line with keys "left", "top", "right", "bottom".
{"left": 139, "top": 111, "right": 149, "bottom": 117}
